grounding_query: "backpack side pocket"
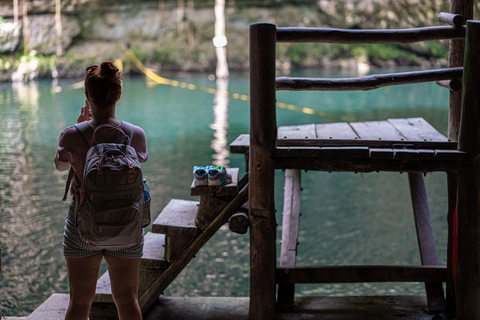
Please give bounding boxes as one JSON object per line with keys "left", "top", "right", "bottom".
{"left": 142, "top": 197, "right": 151, "bottom": 228}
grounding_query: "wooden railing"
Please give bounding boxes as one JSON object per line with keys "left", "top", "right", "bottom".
{"left": 276, "top": 25, "right": 465, "bottom": 43}
{"left": 247, "top": 12, "right": 478, "bottom": 320}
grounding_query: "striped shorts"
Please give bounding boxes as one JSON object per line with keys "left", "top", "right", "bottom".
{"left": 63, "top": 200, "right": 144, "bottom": 259}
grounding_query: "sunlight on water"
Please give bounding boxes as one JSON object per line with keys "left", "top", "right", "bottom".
{"left": 0, "top": 70, "right": 450, "bottom": 316}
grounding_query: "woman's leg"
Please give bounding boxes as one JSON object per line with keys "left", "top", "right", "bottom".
{"left": 65, "top": 252, "right": 103, "bottom": 320}
{"left": 104, "top": 253, "right": 142, "bottom": 320}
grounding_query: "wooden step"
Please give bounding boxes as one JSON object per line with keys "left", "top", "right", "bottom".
{"left": 191, "top": 167, "right": 240, "bottom": 197}
{"left": 152, "top": 199, "right": 200, "bottom": 262}
{"left": 93, "top": 232, "right": 168, "bottom": 304}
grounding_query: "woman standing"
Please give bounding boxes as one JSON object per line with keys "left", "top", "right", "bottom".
{"left": 54, "top": 61, "right": 148, "bottom": 320}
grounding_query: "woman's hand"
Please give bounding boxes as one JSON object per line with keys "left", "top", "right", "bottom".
{"left": 77, "top": 100, "right": 92, "bottom": 123}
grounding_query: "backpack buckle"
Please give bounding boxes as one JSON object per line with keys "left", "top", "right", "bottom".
{"left": 127, "top": 168, "right": 135, "bottom": 183}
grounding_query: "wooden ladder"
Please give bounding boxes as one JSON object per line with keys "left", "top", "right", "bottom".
{"left": 89, "top": 168, "right": 248, "bottom": 319}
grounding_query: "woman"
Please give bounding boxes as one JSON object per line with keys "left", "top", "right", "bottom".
{"left": 54, "top": 61, "right": 148, "bottom": 320}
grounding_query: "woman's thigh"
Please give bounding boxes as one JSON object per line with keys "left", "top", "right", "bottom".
{"left": 104, "top": 254, "right": 141, "bottom": 302}
{"left": 65, "top": 252, "right": 104, "bottom": 301}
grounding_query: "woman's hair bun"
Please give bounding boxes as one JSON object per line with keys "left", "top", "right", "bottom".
{"left": 100, "top": 61, "right": 118, "bottom": 77}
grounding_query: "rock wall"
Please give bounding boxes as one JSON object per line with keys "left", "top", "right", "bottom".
{"left": 0, "top": 0, "right": 479, "bottom": 78}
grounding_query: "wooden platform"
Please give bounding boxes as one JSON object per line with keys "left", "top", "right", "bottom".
{"left": 230, "top": 117, "right": 467, "bottom": 172}
{"left": 19, "top": 293, "right": 436, "bottom": 320}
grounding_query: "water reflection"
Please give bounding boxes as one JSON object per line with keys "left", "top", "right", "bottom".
{"left": 0, "top": 82, "right": 68, "bottom": 316}
{"left": 209, "top": 78, "right": 230, "bottom": 166}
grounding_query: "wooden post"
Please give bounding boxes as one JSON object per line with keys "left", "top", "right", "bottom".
{"left": 249, "top": 23, "right": 277, "bottom": 320}
{"left": 277, "top": 169, "right": 301, "bottom": 312}
{"left": 408, "top": 173, "right": 445, "bottom": 313}
{"left": 446, "top": 0, "right": 473, "bottom": 310}
{"left": 456, "top": 19, "right": 480, "bottom": 320}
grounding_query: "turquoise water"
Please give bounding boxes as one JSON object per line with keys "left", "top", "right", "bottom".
{"left": 0, "top": 70, "right": 450, "bottom": 316}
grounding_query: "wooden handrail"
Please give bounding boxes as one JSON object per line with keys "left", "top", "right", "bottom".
{"left": 276, "top": 67, "right": 463, "bottom": 91}
{"left": 276, "top": 26, "right": 466, "bottom": 44}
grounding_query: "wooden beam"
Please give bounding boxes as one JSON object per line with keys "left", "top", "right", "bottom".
{"left": 274, "top": 157, "right": 462, "bottom": 173}
{"left": 276, "top": 266, "right": 447, "bottom": 284}
{"left": 408, "top": 173, "right": 445, "bottom": 312}
{"left": 456, "top": 19, "right": 480, "bottom": 320}
{"left": 276, "top": 68, "right": 463, "bottom": 91}
{"left": 276, "top": 26, "right": 466, "bottom": 44}
{"left": 249, "top": 23, "right": 277, "bottom": 320}
{"left": 436, "top": 79, "right": 462, "bottom": 91}
{"left": 438, "top": 12, "right": 465, "bottom": 26}
{"left": 277, "top": 169, "right": 301, "bottom": 312}
{"left": 275, "top": 139, "right": 457, "bottom": 150}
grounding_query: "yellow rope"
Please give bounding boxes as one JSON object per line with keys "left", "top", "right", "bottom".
{"left": 126, "top": 50, "right": 357, "bottom": 122}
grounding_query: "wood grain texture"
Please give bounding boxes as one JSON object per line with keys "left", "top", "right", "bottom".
{"left": 276, "top": 266, "right": 447, "bottom": 284}
{"left": 249, "top": 23, "right": 277, "bottom": 320}
{"left": 152, "top": 199, "right": 199, "bottom": 237}
{"left": 276, "top": 68, "right": 463, "bottom": 91}
{"left": 408, "top": 173, "right": 445, "bottom": 312}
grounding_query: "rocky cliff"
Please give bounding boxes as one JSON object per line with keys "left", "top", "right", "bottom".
{"left": 0, "top": 0, "right": 478, "bottom": 80}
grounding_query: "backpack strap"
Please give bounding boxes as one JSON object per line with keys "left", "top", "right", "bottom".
{"left": 75, "top": 121, "right": 95, "bottom": 146}
{"left": 62, "top": 168, "right": 75, "bottom": 201}
{"left": 120, "top": 121, "right": 135, "bottom": 145}
{"left": 62, "top": 122, "right": 93, "bottom": 201}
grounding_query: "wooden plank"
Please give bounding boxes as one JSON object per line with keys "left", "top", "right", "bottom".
{"left": 276, "top": 26, "right": 465, "bottom": 44}
{"left": 274, "top": 157, "right": 460, "bottom": 173}
{"left": 276, "top": 138, "right": 457, "bottom": 150}
{"left": 230, "top": 134, "right": 249, "bottom": 154}
{"left": 191, "top": 168, "right": 239, "bottom": 197}
{"left": 195, "top": 195, "right": 230, "bottom": 230}
{"left": 392, "top": 149, "right": 437, "bottom": 161}
{"left": 165, "top": 235, "right": 192, "bottom": 263}
{"left": 280, "top": 169, "right": 301, "bottom": 266}
{"left": 408, "top": 173, "right": 445, "bottom": 313}
{"left": 142, "top": 232, "right": 168, "bottom": 270}
{"left": 139, "top": 184, "right": 249, "bottom": 313}
{"left": 350, "top": 120, "right": 407, "bottom": 141}
{"left": 152, "top": 199, "right": 199, "bottom": 237}
{"left": 435, "top": 149, "right": 469, "bottom": 161}
{"left": 233, "top": 133, "right": 460, "bottom": 153}
{"left": 277, "top": 169, "right": 302, "bottom": 312}
{"left": 278, "top": 124, "right": 316, "bottom": 139}
{"left": 370, "top": 148, "right": 396, "bottom": 159}
{"left": 388, "top": 118, "right": 449, "bottom": 142}
{"left": 276, "top": 266, "right": 447, "bottom": 284}
{"left": 274, "top": 146, "right": 370, "bottom": 159}
{"left": 315, "top": 122, "right": 358, "bottom": 139}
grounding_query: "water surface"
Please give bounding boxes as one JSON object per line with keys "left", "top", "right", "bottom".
{"left": 0, "top": 70, "right": 450, "bottom": 316}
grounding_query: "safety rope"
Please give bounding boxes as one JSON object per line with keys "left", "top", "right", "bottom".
{"left": 126, "top": 50, "right": 357, "bottom": 122}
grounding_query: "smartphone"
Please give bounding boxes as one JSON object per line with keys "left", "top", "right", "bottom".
{"left": 85, "top": 99, "right": 92, "bottom": 116}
